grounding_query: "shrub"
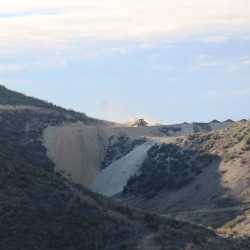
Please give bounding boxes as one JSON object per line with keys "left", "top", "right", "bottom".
{"left": 245, "top": 133, "right": 250, "bottom": 145}
{"left": 143, "top": 213, "right": 155, "bottom": 222}
{"left": 236, "top": 135, "right": 244, "bottom": 142}
{"left": 204, "top": 140, "right": 214, "bottom": 149}
{"left": 0, "top": 180, "right": 5, "bottom": 189}
{"left": 19, "top": 195, "right": 29, "bottom": 206}
{"left": 115, "top": 205, "right": 132, "bottom": 215}
{"left": 166, "top": 174, "right": 175, "bottom": 187}
{"left": 242, "top": 144, "right": 250, "bottom": 151}
{"left": 194, "top": 168, "right": 202, "bottom": 175}
{"left": 20, "top": 175, "right": 31, "bottom": 182}
{"left": 4, "top": 200, "right": 14, "bottom": 210}
{"left": 127, "top": 176, "right": 137, "bottom": 186}
{"left": 223, "top": 152, "right": 238, "bottom": 162}
{"left": 241, "top": 133, "right": 250, "bottom": 151}
{"left": 146, "top": 192, "right": 156, "bottom": 199}
{"left": 6, "top": 171, "right": 16, "bottom": 179}
{"left": 221, "top": 216, "right": 246, "bottom": 229}
{"left": 75, "top": 183, "right": 84, "bottom": 190}
{"left": 217, "top": 194, "right": 230, "bottom": 205}
{"left": 175, "top": 137, "right": 183, "bottom": 143}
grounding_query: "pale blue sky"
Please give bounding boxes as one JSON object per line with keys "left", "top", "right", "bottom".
{"left": 1, "top": 1, "right": 250, "bottom": 124}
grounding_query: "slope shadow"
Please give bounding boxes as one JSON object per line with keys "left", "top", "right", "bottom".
{"left": 120, "top": 141, "right": 247, "bottom": 228}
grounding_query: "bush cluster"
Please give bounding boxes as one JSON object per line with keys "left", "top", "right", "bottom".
{"left": 0, "top": 152, "right": 229, "bottom": 250}
{"left": 123, "top": 143, "right": 218, "bottom": 199}
{"left": 0, "top": 110, "right": 64, "bottom": 172}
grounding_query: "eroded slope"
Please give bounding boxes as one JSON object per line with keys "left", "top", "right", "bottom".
{"left": 2, "top": 151, "right": 245, "bottom": 250}
{"left": 118, "top": 122, "right": 250, "bottom": 228}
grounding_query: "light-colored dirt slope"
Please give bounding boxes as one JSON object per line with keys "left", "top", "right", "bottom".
{"left": 44, "top": 125, "right": 103, "bottom": 186}
{"left": 89, "top": 140, "right": 155, "bottom": 196}
{"left": 89, "top": 137, "right": 175, "bottom": 196}
{"left": 43, "top": 124, "right": 165, "bottom": 187}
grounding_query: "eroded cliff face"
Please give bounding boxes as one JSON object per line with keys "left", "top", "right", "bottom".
{"left": 43, "top": 122, "right": 233, "bottom": 187}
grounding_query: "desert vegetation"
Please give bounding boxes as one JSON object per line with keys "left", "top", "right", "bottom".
{"left": 122, "top": 142, "right": 218, "bottom": 199}
{"left": 1, "top": 151, "right": 240, "bottom": 250}
{"left": 101, "top": 136, "right": 147, "bottom": 169}
{"left": 0, "top": 109, "right": 73, "bottom": 172}
{"left": 1, "top": 86, "right": 250, "bottom": 249}
{"left": 241, "top": 131, "right": 250, "bottom": 151}
{"left": 0, "top": 85, "right": 60, "bottom": 109}
{"left": 0, "top": 91, "right": 115, "bottom": 173}
{"left": 0, "top": 85, "right": 104, "bottom": 124}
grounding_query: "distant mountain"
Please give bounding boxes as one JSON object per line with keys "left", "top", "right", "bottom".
{"left": 223, "top": 119, "right": 235, "bottom": 122}
{"left": 209, "top": 119, "right": 221, "bottom": 123}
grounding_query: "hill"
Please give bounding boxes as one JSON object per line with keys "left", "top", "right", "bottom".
{"left": 1, "top": 85, "right": 250, "bottom": 249}
{"left": 0, "top": 85, "right": 118, "bottom": 126}
{"left": 115, "top": 121, "right": 250, "bottom": 230}
{"left": 2, "top": 151, "right": 250, "bottom": 250}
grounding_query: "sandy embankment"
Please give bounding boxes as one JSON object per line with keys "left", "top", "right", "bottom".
{"left": 43, "top": 125, "right": 104, "bottom": 186}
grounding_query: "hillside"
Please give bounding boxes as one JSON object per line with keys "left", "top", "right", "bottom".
{"left": 2, "top": 151, "right": 250, "bottom": 250}
{"left": 121, "top": 122, "right": 250, "bottom": 201}
{"left": 116, "top": 121, "right": 250, "bottom": 229}
{"left": 0, "top": 85, "right": 118, "bottom": 126}
{"left": 1, "top": 85, "right": 250, "bottom": 249}
{"left": 0, "top": 85, "right": 120, "bottom": 175}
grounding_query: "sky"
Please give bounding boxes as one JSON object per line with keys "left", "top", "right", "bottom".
{"left": 0, "top": 1, "right": 250, "bottom": 124}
